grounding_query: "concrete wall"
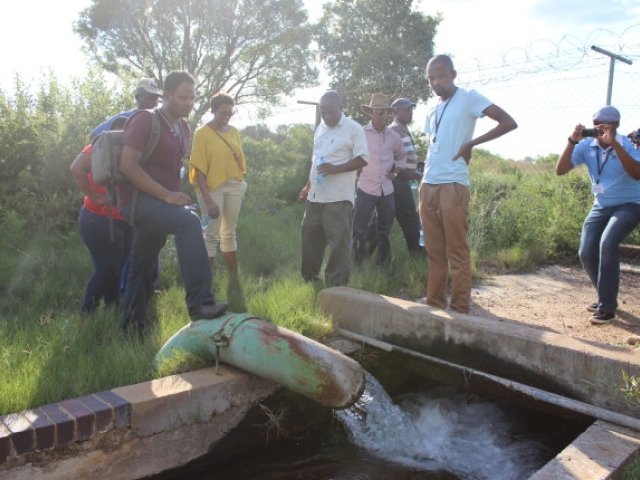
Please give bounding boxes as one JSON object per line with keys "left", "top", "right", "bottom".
{"left": 0, "top": 366, "right": 277, "bottom": 480}
{"left": 318, "top": 287, "right": 640, "bottom": 418}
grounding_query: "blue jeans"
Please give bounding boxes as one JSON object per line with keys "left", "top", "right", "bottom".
{"left": 579, "top": 202, "right": 640, "bottom": 313}
{"left": 121, "top": 192, "right": 215, "bottom": 332}
{"left": 352, "top": 189, "right": 395, "bottom": 265}
{"left": 78, "top": 207, "right": 132, "bottom": 314}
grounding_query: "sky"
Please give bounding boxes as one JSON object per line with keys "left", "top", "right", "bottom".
{"left": 2, "top": 0, "right": 640, "bottom": 159}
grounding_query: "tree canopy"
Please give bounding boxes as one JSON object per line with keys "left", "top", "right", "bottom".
{"left": 316, "top": 0, "right": 440, "bottom": 120}
{"left": 74, "top": 0, "right": 318, "bottom": 120}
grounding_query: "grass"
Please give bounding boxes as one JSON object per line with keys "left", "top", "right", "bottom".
{"left": 0, "top": 203, "right": 427, "bottom": 415}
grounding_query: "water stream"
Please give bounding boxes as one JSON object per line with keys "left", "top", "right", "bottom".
{"left": 337, "top": 373, "right": 553, "bottom": 479}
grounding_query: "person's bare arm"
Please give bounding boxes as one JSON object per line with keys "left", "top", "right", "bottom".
{"left": 556, "top": 124, "right": 583, "bottom": 176}
{"left": 317, "top": 155, "right": 367, "bottom": 175}
{"left": 455, "top": 105, "right": 518, "bottom": 163}
{"left": 69, "top": 151, "right": 109, "bottom": 204}
{"left": 601, "top": 124, "right": 640, "bottom": 180}
{"left": 298, "top": 180, "right": 311, "bottom": 202}
{"left": 120, "top": 145, "right": 191, "bottom": 206}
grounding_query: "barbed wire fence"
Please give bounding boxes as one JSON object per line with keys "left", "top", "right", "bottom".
{"left": 453, "top": 24, "right": 640, "bottom": 159}
{"left": 238, "top": 24, "right": 640, "bottom": 160}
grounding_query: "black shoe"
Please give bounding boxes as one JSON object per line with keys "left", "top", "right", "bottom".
{"left": 189, "top": 302, "right": 228, "bottom": 320}
{"left": 586, "top": 303, "right": 598, "bottom": 313}
{"left": 590, "top": 311, "right": 615, "bottom": 325}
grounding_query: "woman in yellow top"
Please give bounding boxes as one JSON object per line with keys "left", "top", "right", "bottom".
{"left": 189, "top": 92, "right": 247, "bottom": 274}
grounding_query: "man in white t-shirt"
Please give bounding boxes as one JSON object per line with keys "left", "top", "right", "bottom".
{"left": 299, "top": 91, "right": 369, "bottom": 286}
{"left": 421, "top": 54, "right": 517, "bottom": 313}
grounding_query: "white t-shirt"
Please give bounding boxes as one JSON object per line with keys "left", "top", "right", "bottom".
{"left": 307, "top": 114, "right": 369, "bottom": 205}
{"left": 422, "top": 87, "right": 492, "bottom": 186}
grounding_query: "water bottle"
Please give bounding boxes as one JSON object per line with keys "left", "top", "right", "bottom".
{"left": 201, "top": 214, "right": 213, "bottom": 231}
{"left": 315, "top": 155, "right": 326, "bottom": 186}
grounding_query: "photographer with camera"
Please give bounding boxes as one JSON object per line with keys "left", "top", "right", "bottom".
{"left": 556, "top": 105, "right": 640, "bottom": 325}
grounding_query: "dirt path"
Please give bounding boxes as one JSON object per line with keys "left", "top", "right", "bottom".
{"left": 465, "top": 263, "right": 640, "bottom": 348}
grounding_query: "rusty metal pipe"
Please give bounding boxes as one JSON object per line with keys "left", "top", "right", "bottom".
{"left": 156, "top": 314, "right": 366, "bottom": 409}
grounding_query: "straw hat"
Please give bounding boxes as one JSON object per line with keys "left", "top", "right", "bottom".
{"left": 361, "top": 93, "right": 392, "bottom": 115}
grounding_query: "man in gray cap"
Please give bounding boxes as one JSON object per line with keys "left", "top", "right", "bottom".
{"left": 556, "top": 105, "right": 640, "bottom": 324}
{"left": 91, "top": 78, "right": 162, "bottom": 139}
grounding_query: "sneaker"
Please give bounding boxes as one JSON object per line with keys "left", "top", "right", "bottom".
{"left": 586, "top": 303, "right": 599, "bottom": 313}
{"left": 590, "top": 311, "right": 615, "bottom": 325}
{"left": 188, "top": 302, "right": 228, "bottom": 320}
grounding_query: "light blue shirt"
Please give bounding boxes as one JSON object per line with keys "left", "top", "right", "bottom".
{"left": 571, "top": 134, "right": 640, "bottom": 208}
{"left": 423, "top": 88, "right": 492, "bottom": 186}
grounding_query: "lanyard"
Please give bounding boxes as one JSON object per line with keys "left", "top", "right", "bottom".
{"left": 595, "top": 147, "right": 612, "bottom": 184}
{"left": 433, "top": 87, "right": 458, "bottom": 143}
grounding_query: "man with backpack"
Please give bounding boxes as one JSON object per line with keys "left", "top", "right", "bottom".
{"left": 118, "top": 70, "right": 228, "bottom": 334}
{"left": 91, "top": 77, "right": 163, "bottom": 297}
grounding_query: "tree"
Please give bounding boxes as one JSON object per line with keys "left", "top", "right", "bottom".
{"left": 0, "top": 73, "right": 131, "bottom": 230}
{"left": 316, "top": 0, "right": 440, "bottom": 121}
{"left": 74, "top": 0, "right": 318, "bottom": 121}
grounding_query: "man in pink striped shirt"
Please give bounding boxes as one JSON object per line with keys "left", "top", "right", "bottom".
{"left": 353, "top": 94, "right": 407, "bottom": 266}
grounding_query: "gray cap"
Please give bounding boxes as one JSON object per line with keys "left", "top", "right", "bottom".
{"left": 136, "top": 78, "right": 161, "bottom": 96}
{"left": 593, "top": 105, "right": 620, "bottom": 123}
{"left": 391, "top": 98, "right": 416, "bottom": 109}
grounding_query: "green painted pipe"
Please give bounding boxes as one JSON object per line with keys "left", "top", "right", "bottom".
{"left": 155, "top": 313, "right": 366, "bottom": 409}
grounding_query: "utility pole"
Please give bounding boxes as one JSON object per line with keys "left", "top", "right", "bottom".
{"left": 590, "top": 45, "right": 633, "bottom": 106}
{"left": 297, "top": 100, "right": 321, "bottom": 129}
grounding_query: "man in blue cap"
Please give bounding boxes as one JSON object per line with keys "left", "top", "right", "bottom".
{"left": 556, "top": 105, "right": 640, "bottom": 324}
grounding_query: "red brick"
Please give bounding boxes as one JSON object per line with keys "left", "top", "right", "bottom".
{"left": 3, "top": 413, "right": 34, "bottom": 456}
{"left": 40, "top": 403, "right": 74, "bottom": 447}
{"left": 95, "top": 391, "right": 131, "bottom": 428}
{"left": 60, "top": 399, "right": 94, "bottom": 442}
{"left": 77, "top": 395, "right": 113, "bottom": 433}
{"left": 23, "top": 408, "right": 56, "bottom": 451}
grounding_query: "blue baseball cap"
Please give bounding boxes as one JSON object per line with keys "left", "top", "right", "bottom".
{"left": 593, "top": 106, "right": 620, "bottom": 123}
{"left": 391, "top": 98, "right": 416, "bottom": 109}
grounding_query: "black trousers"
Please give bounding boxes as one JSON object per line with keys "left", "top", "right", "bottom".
{"left": 366, "top": 179, "right": 422, "bottom": 254}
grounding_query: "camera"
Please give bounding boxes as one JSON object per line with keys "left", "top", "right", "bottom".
{"left": 582, "top": 128, "right": 603, "bottom": 137}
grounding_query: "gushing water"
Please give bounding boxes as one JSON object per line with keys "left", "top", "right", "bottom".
{"left": 337, "top": 373, "right": 550, "bottom": 480}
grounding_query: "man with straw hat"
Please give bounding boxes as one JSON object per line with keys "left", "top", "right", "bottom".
{"left": 353, "top": 93, "right": 407, "bottom": 266}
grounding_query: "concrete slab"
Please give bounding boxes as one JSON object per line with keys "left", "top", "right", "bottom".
{"left": 112, "top": 365, "right": 267, "bottom": 436}
{"left": 2, "top": 366, "right": 278, "bottom": 480}
{"left": 318, "top": 287, "right": 640, "bottom": 418}
{"left": 530, "top": 420, "right": 640, "bottom": 479}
